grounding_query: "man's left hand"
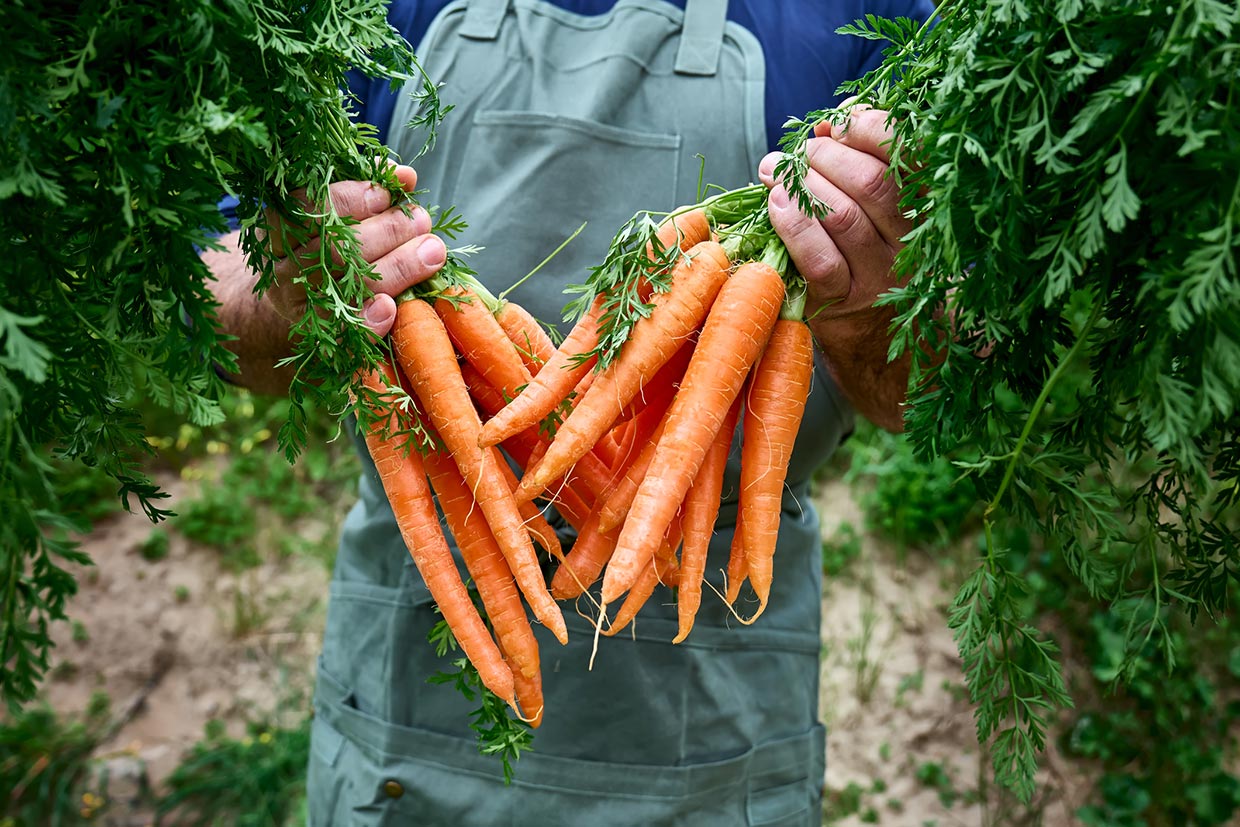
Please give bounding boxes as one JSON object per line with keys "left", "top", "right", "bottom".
{"left": 759, "top": 101, "right": 910, "bottom": 321}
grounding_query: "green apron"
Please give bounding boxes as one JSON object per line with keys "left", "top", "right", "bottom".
{"left": 309, "top": 1, "right": 856, "bottom": 823}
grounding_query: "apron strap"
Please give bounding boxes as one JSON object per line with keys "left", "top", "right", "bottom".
{"left": 460, "top": 0, "right": 508, "bottom": 41}
{"left": 674, "top": 0, "right": 729, "bottom": 76}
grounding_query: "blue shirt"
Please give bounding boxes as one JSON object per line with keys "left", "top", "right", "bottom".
{"left": 351, "top": 0, "right": 937, "bottom": 151}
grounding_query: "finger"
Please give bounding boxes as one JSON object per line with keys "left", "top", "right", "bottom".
{"left": 266, "top": 179, "right": 405, "bottom": 257}
{"left": 367, "top": 233, "right": 446, "bottom": 296}
{"left": 354, "top": 204, "right": 433, "bottom": 265}
{"left": 758, "top": 151, "right": 782, "bottom": 187}
{"left": 798, "top": 166, "right": 897, "bottom": 303}
{"left": 768, "top": 184, "right": 849, "bottom": 307}
{"left": 281, "top": 205, "right": 433, "bottom": 275}
{"left": 804, "top": 137, "right": 911, "bottom": 248}
{"left": 825, "top": 105, "right": 896, "bottom": 162}
{"left": 393, "top": 164, "right": 418, "bottom": 193}
{"left": 362, "top": 293, "right": 398, "bottom": 337}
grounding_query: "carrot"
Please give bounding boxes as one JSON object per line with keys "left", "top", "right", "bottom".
{"left": 605, "top": 519, "right": 683, "bottom": 636}
{"left": 355, "top": 363, "right": 515, "bottom": 705}
{"left": 740, "top": 319, "right": 816, "bottom": 623}
{"left": 498, "top": 632, "right": 544, "bottom": 728}
{"left": 653, "top": 513, "right": 683, "bottom": 587}
{"left": 422, "top": 448, "right": 541, "bottom": 682}
{"left": 480, "top": 295, "right": 602, "bottom": 450}
{"left": 596, "top": 417, "right": 668, "bottom": 533}
{"left": 601, "top": 260, "right": 784, "bottom": 605}
{"left": 479, "top": 210, "right": 710, "bottom": 450}
{"left": 724, "top": 503, "right": 749, "bottom": 605}
{"left": 603, "top": 560, "right": 658, "bottom": 637}
{"left": 548, "top": 505, "right": 619, "bottom": 601}
{"left": 492, "top": 447, "right": 563, "bottom": 561}
{"left": 518, "top": 241, "right": 733, "bottom": 501}
{"left": 436, "top": 284, "right": 532, "bottom": 401}
{"left": 674, "top": 395, "right": 740, "bottom": 643}
{"left": 592, "top": 426, "right": 625, "bottom": 471}
{"left": 614, "top": 335, "right": 694, "bottom": 425}
{"left": 392, "top": 298, "right": 568, "bottom": 645}
{"left": 462, "top": 362, "right": 599, "bottom": 518}
{"left": 496, "top": 300, "right": 556, "bottom": 373}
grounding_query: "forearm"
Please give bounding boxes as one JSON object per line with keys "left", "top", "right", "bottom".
{"left": 809, "top": 307, "right": 909, "bottom": 433}
{"left": 202, "top": 231, "right": 298, "bottom": 396}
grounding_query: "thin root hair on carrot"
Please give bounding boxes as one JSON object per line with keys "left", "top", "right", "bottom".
{"left": 588, "top": 602, "right": 609, "bottom": 672}
{"left": 704, "top": 570, "right": 753, "bottom": 628}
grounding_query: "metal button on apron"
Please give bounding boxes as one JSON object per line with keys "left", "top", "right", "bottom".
{"left": 382, "top": 779, "right": 404, "bottom": 799}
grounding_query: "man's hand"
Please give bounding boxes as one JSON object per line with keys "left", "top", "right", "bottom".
{"left": 205, "top": 164, "right": 446, "bottom": 394}
{"left": 261, "top": 164, "right": 446, "bottom": 337}
{"left": 759, "top": 102, "right": 911, "bottom": 432}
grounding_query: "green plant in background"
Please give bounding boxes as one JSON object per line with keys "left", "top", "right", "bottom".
{"left": 139, "top": 529, "right": 170, "bottom": 563}
{"left": 159, "top": 390, "right": 360, "bottom": 570}
{"left": 0, "top": 692, "right": 110, "bottom": 826}
{"left": 1066, "top": 599, "right": 1240, "bottom": 826}
{"left": 821, "top": 522, "right": 864, "bottom": 577}
{"left": 844, "top": 422, "right": 979, "bottom": 552}
{"left": 155, "top": 717, "right": 311, "bottom": 827}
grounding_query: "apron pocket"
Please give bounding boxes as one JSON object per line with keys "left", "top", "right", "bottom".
{"left": 312, "top": 663, "right": 825, "bottom": 827}
{"left": 444, "top": 109, "right": 682, "bottom": 331}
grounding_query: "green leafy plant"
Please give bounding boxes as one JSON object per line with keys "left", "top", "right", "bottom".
{"left": 817, "top": 0, "right": 1240, "bottom": 800}
{"left": 156, "top": 718, "right": 311, "bottom": 827}
{"left": 138, "top": 528, "right": 171, "bottom": 563}
{"left": 1, "top": 0, "right": 439, "bottom": 711}
{"left": 427, "top": 617, "right": 534, "bottom": 784}
{"left": 1066, "top": 596, "right": 1240, "bottom": 825}
{"left": 0, "top": 692, "right": 110, "bottom": 826}
{"left": 844, "top": 423, "right": 979, "bottom": 551}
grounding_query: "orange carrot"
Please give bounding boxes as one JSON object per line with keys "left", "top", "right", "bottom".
{"left": 392, "top": 298, "right": 567, "bottom": 644}
{"left": 674, "top": 395, "right": 740, "bottom": 643}
{"left": 436, "top": 284, "right": 532, "bottom": 401}
{"left": 493, "top": 447, "right": 562, "bottom": 561}
{"left": 740, "top": 319, "right": 816, "bottom": 623}
{"left": 548, "top": 504, "right": 619, "bottom": 601}
{"left": 601, "top": 260, "right": 784, "bottom": 605}
{"left": 518, "top": 241, "right": 732, "bottom": 501}
{"left": 724, "top": 506, "right": 749, "bottom": 605}
{"left": 462, "top": 362, "right": 599, "bottom": 518}
{"left": 596, "top": 417, "right": 668, "bottom": 533}
{"left": 605, "top": 519, "right": 682, "bottom": 636}
{"left": 497, "top": 632, "right": 544, "bottom": 728}
{"left": 479, "top": 295, "right": 603, "bottom": 450}
{"left": 496, "top": 300, "right": 556, "bottom": 373}
{"left": 356, "top": 363, "right": 515, "bottom": 705}
{"left": 422, "top": 448, "right": 541, "bottom": 682}
{"left": 479, "top": 210, "right": 710, "bottom": 450}
{"left": 614, "top": 335, "right": 694, "bottom": 425}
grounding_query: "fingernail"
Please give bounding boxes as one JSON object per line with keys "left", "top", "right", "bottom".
{"left": 769, "top": 187, "right": 791, "bottom": 210}
{"left": 366, "top": 185, "right": 391, "bottom": 212}
{"left": 363, "top": 298, "right": 393, "bottom": 328}
{"left": 757, "top": 152, "right": 781, "bottom": 182}
{"left": 417, "top": 237, "right": 446, "bottom": 267}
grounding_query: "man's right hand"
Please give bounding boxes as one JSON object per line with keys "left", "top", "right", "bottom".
{"left": 204, "top": 164, "right": 446, "bottom": 393}
{"left": 261, "top": 164, "right": 446, "bottom": 338}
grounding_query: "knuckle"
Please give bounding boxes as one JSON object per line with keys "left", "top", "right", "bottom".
{"left": 820, "top": 200, "right": 867, "bottom": 239}
{"left": 798, "top": 248, "right": 845, "bottom": 286}
{"left": 856, "top": 163, "right": 896, "bottom": 205}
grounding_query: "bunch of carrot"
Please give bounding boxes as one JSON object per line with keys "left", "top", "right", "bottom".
{"left": 355, "top": 187, "right": 815, "bottom": 726}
